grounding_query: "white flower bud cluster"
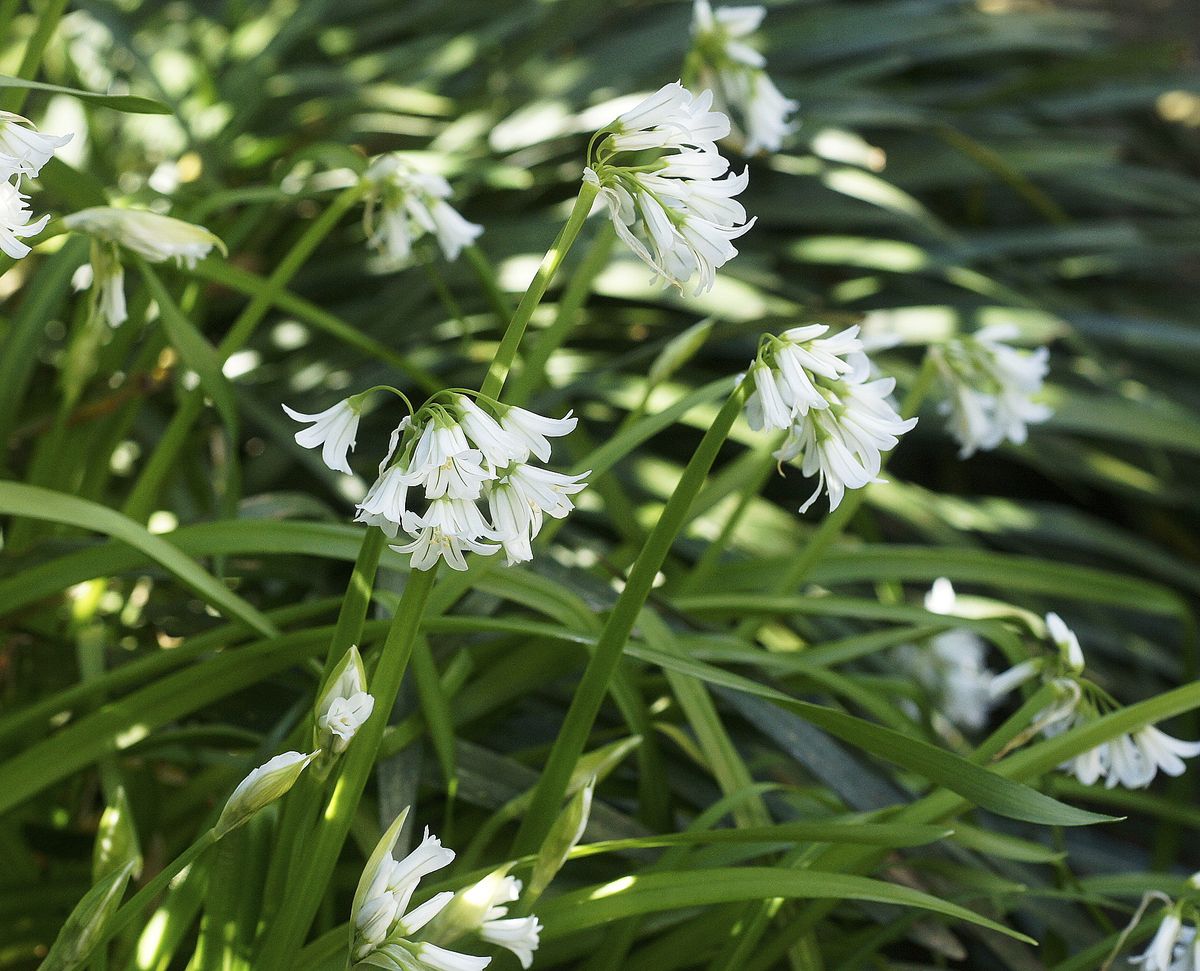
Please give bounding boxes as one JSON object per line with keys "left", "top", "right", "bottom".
{"left": 689, "top": 1, "right": 798, "bottom": 155}
{"left": 585, "top": 81, "right": 753, "bottom": 295}
{"left": 0, "top": 112, "right": 71, "bottom": 260}
{"left": 362, "top": 155, "right": 482, "bottom": 267}
{"left": 744, "top": 324, "right": 917, "bottom": 513}
{"left": 352, "top": 819, "right": 534, "bottom": 971}
{"left": 284, "top": 392, "right": 587, "bottom": 572}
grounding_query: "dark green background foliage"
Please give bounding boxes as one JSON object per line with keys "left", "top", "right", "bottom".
{"left": 2, "top": 0, "right": 1199, "bottom": 968}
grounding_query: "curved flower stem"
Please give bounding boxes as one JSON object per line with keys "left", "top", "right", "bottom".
{"left": 121, "top": 184, "right": 364, "bottom": 523}
{"left": 0, "top": 0, "right": 70, "bottom": 113}
{"left": 254, "top": 566, "right": 438, "bottom": 968}
{"left": 734, "top": 351, "right": 939, "bottom": 641}
{"left": 479, "top": 179, "right": 599, "bottom": 402}
{"left": 511, "top": 388, "right": 745, "bottom": 856}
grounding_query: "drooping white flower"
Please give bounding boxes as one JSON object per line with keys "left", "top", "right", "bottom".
{"left": 1045, "top": 611, "right": 1085, "bottom": 674}
{"left": 0, "top": 180, "right": 50, "bottom": 259}
{"left": 586, "top": 82, "right": 753, "bottom": 295}
{"left": 348, "top": 398, "right": 584, "bottom": 572}
{"left": 283, "top": 397, "right": 363, "bottom": 475}
{"left": 746, "top": 325, "right": 916, "bottom": 514}
{"left": 895, "top": 579, "right": 996, "bottom": 731}
{"left": 488, "top": 464, "right": 589, "bottom": 566}
{"left": 413, "top": 943, "right": 491, "bottom": 971}
{"left": 1013, "top": 613, "right": 1200, "bottom": 790}
{"left": 62, "top": 207, "right": 225, "bottom": 268}
{"left": 689, "top": 1, "right": 798, "bottom": 154}
{"left": 362, "top": 155, "right": 482, "bottom": 265}
{"left": 422, "top": 870, "right": 540, "bottom": 968}
{"left": 936, "top": 324, "right": 1051, "bottom": 458}
{"left": 479, "top": 916, "right": 542, "bottom": 970}
{"left": 0, "top": 112, "right": 71, "bottom": 180}
{"left": 72, "top": 242, "right": 128, "bottom": 327}
{"left": 214, "top": 750, "right": 319, "bottom": 839}
{"left": 499, "top": 406, "right": 578, "bottom": 463}
{"left": 392, "top": 497, "right": 501, "bottom": 572}
{"left": 1130, "top": 912, "right": 1194, "bottom": 971}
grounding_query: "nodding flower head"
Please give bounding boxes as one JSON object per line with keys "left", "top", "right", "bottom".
{"left": 586, "top": 81, "right": 753, "bottom": 295}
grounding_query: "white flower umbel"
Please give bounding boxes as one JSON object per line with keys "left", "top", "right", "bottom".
{"left": 0, "top": 112, "right": 71, "bottom": 180}
{"left": 586, "top": 81, "right": 753, "bottom": 294}
{"left": 993, "top": 612, "right": 1200, "bottom": 790}
{"left": 351, "top": 396, "right": 587, "bottom": 572}
{"left": 351, "top": 814, "right": 493, "bottom": 970}
{"left": 362, "top": 155, "right": 482, "bottom": 266}
{"left": 0, "top": 180, "right": 50, "bottom": 259}
{"left": 315, "top": 646, "right": 375, "bottom": 758}
{"left": 935, "top": 324, "right": 1051, "bottom": 458}
{"left": 62, "top": 207, "right": 225, "bottom": 268}
{"left": 423, "top": 869, "right": 540, "bottom": 968}
{"left": 214, "top": 750, "right": 318, "bottom": 839}
{"left": 746, "top": 324, "right": 916, "bottom": 513}
{"left": 689, "top": 1, "right": 798, "bottom": 154}
{"left": 283, "top": 396, "right": 363, "bottom": 475}
{"left": 894, "top": 579, "right": 996, "bottom": 732}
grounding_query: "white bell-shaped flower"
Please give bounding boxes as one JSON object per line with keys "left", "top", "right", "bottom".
{"left": 690, "top": 1, "right": 798, "bottom": 154}
{"left": 0, "top": 180, "right": 50, "bottom": 259}
{"left": 0, "top": 111, "right": 71, "bottom": 180}
{"left": 283, "top": 397, "right": 363, "bottom": 475}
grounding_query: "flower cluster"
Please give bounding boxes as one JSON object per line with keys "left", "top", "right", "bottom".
{"left": 934, "top": 324, "right": 1051, "bottom": 458}
{"left": 990, "top": 613, "right": 1200, "bottom": 790}
{"left": 362, "top": 155, "right": 482, "bottom": 266}
{"left": 426, "top": 871, "right": 542, "bottom": 970}
{"left": 0, "top": 112, "right": 71, "bottom": 260}
{"left": 284, "top": 392, "right": 587, "bottom": 572}
{"left": 352, "top": 817, "right": 541, "bottom": 970}
{"left": 585, "top": 81, "right": 753, "bottom": 295}
{"left": 894, "top": 579, "right": 997, "bottom": 732}
{"left": 63, "top": 207, "right": 224, "bottom": 327}
{"left": 744, "top": 324, "right": 917, "bottom": 513}
{"left": 688, "top": 1, "right": 797, "bottom": 154}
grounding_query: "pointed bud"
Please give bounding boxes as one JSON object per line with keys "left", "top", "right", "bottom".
{"left": 527, "top": 777, "right": 594, "bottom": 900}
{"left": 93, "top": 786, "right": 142, "bottom": 883}
{"left": 214, "top": 750, "right": 318, "bottom": 839}
{"left": 39, "top": 859, "right": 136, "bottom": 971}
{"left": 315, "top": 646, "right": 375, "bottom": 766}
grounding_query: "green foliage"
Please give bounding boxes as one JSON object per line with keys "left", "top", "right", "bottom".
{"left": 1, "top": 0, "right": 1199, "bottom": 968}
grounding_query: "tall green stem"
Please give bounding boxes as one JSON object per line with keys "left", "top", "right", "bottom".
{"left": 479, "top": 180, "right": 598, "bottom": 401}
{"left": 121, "top": 185, "right": 364, "bottom": 522}
{"left": 254, "top": 567, "right": 437, "bottom": 967}
{"left": 512, "top": 388, "right": 745, "bottom": 855}
{"left": 735, "top": 352, "right": 938, "bottom": 639}
{"left": 506, "top": 221, "right": 613, "bottom": 406}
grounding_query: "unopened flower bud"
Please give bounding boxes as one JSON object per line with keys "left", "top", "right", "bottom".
{"left": 214, "top": 750, "right": 318, "bottom": 839}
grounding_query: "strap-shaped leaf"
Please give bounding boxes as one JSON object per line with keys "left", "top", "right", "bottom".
{"left": 0, "top": 483, "right": 275, "bottom": 637}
